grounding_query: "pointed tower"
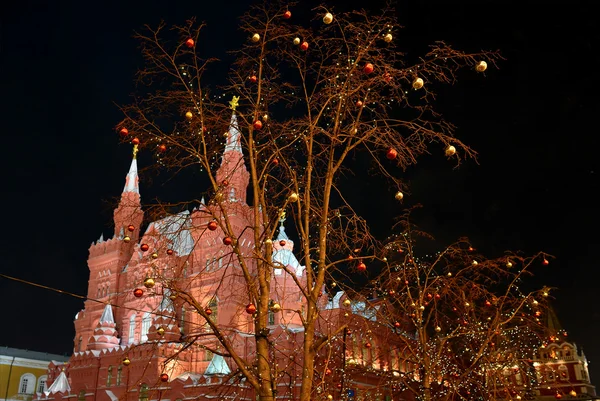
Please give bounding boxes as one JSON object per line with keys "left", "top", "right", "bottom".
{"left": 87, "top": 304, "right": 120, "bottom": 350}
{"left": 215, "top": 99, "right": 250, "bottom": 204}
{"left": 113, "top": 144, "right": 144, "bottom": 242}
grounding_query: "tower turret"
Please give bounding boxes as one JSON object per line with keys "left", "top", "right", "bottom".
{"left": 114, "top": 144, "right": 144, "bottom": 242}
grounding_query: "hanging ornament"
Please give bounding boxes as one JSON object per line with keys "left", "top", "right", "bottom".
{"left": 249, "top": 75, "right": 258, "bottom": 83}
{"left": 222, "top": 180, "right": 229, "bottom": 186}
{"left": 363, "top": 63, "right": 374, "bottom": 74}
{"left": 205, "top": 308, "right": 213, "bottom": 315}
{"left": 166, "top": 249, "right": 174, "bottom": 256}
{"left": 132, "top": 137, "right": 140, "bottom": 145}
{"left": 357, "top": 262, "right": 367, "bottom": 272}
{"left": 384, "top": 33, "right": 393, "bottom": 43}
{"left": 445, "top": 145, "right": 456, "bottom": 156}
{"left": 223, "top": 237, "right": 233, "bottom": 246}
{"left": 151, "top": 252, "right": 158, "bottom": 259}
{"left": 123, "top": 235, "right": 131, "bottom": 243}
{"left": 133, "top": 288, "right": 144, "bottom": 298}
{"left": 506, "top": 260, "right": 513, "bottom": 268}
{"left": 542, "top": 258, "right": 549, "bottom": 266}
{"left": 143, "top": 277, "right": 155, "bottom": 288}
{"left": 272, "top": 158, "right": 279, "bottom": 166}
{"left": 383, "top": 72, "right": 392, "bottom": 83}
{"left": 270, "top": 302, "right": 281, "bottom": 312}
{"left": 245, "top": 303, "right": 257, "bottom": 314}
{"left": 140, "top": 243, "right": 149, "bottom": 252}
{"left": 356, "top": 100, "right": 363, "bottom": 108}
{"left": 293, "top": 37, "right": 301, "bottom": 45}
{"left": 185, "top": 111, "right": 193, "bottom": 120}
{"left": 343, "top": 299, "right": 351, "bottom": 307}
{"left": 412, "top": 77, "right": 424, "bottom": 89}
{"left": 119, "top": 127, "right": 129, "bottom": 137}
{"left": 394, "top": 321, "right": 401, "bottom": 328}
{"left": 279, "top": 240, "right": 286, "bottom": 246}
{"left": 252, "top": 33, "right": 260, "bottom": 42}
{"left": 156, "top": 327, "right": 165, "bottom": 336}
{"left": 300, "top": 41, "right": 309, "bottom": 51}
{"left": 435, "top": 326, "right": 441, "bottom": 332}
{"left": 283, "top": 10, "right": 292, "bottom": 19}
{"left": 555, "top": 393, "right": 562, "bottom": 400}
{"left": 289, "top": 192, "right": 299, "bottom": 202}
{"left": 127, "top": 224, "right": 135, "bottom": 232}
{"left": 122, "top": 357, "right": 131, "bottom": 366}
{"left": 395, "top": 191, "right": 404, "bottom": 200}
{"left": 169, "top": 291, "right": 177, "bottom": 300}
{"left": 323, "top": 12, "right": 333, "bottom": 24}
{"left": 207, "top": 221, "right": 218, "bottom": 231}
{"left": 365, "top": 342, "right": 372, "bottom": 348}
{"left": 262, "top": 114, "right": 268, "bottom": 121}
{"left": 472, "top": 260, "right": 478, "bottom": 266}
{"left": 185, "top": 38, "right": 195, "bottom": 48}
{"left": 160, "top": 373, "right": 169, "bottom": 382}
{"left": 158, "top": 144, "right": 167, "bottom": 153}
{"left": 253, "top": 120, "right": 263, "bottom": 130}
{"left": 476, "top": 61, "right": 488, "bottom": 72}
{"left": 386, "top": 148, "right": 398, "bottom": 160}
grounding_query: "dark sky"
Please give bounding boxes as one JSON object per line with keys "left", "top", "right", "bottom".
{"left": 1, "top": 0, "right": 599, "bottom": 382}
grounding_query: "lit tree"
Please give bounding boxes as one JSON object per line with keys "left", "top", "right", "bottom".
{"left": 333, "top": 214, "right": 553, "bottom": 401}
{"left": 116, "top": 2, "right": 503, "bottom": 401}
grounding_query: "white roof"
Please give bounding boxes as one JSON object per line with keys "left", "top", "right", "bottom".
{"left": 45, "top": 370, "right": 70, "bottom": 395}
{"left": 123, "top": 158, "right": 139, "bottom": 194}
{"left": 99, "top": 304, "right": 114, "bottom": 324}
{"left": 224, "top": 113, "right": 242, "bottom": 153}
{"left": 204, "top": 354, "right": 231, "bottom": 375}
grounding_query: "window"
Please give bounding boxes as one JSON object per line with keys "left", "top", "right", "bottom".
{"left": 141, "top": 312, "right": 151, "bottom": 342}
{"left": 79, "top": 390, "right": 86, "bottom": 401}
{"left": 208, "top": 298, "right": 218, "bottom": 324}
{"left": 204, "top": 350, "right": 213, "bottom": 361}
{"left": 37, "top": 376, "right": 47, "bottom": 393}
{"left": 139, "top": 383, "right": 149, "bottom": 401}
{"left": 268, "top": 310, "right": 275, "bottom": 325}
{"left": 19, "top": 374, "right": 35, "bottom": 394}
{"left": 179, "top": 307, "right": 186, "bottom": 335}
{"left": 129, "top": 314, "right": 137, "bottom": 344}
{"left": 107, "top": 366, "right": 113, "bottom": 386}
{"left": 116, "top": 366, "right": 122, "bottom": 386}
{"left": 558, "top": 365, "right": 569, "bottom": 380}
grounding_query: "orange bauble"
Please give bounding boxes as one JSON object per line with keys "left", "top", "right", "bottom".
{"left": 185, "top": 38, "right": 195, "bottom": 48}
{"left": 207, "top": 221, "right": 218, "bottom": 231}
{"left": 133, "top": 288, "right": 144, "bottom": 298}
{"left": 140, "top": 243, "right": 149, "bottom": 252}
{"left": 245, "top": 303, "right": 257, "bottom": 314}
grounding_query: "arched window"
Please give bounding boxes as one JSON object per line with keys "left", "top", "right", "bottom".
{"left": 37, "top": 376, "right": 47, "bottom": 393}
{"left": 78, "top": 389, "right": 86, "bottom": 401}
{"left": 139, "top": 383, "right": 149, "bottom": 401}
{"left": 107, "top": 366, "right": 113, "bottom": 386}
{"left": 77, "top": 336, "right": 83, "bottom": 352}
{"left": 208, "top": 298, "right": 218, "bottom": 324}
{"left": 141, "top": 312, "right": 152, "bottom": 342}
{"left": 116, "top": 366, "right": 122, "bottom": 386}
{"left": 179, "top": 307, "right": 186, "bottom": 336}
{"left": 558, "top": 365, "right": 569, "bottom": 380}
{"left": 19, "top": 373, "right": 36, "bottom": 394}
{"left": 129, "top": 314, "right": 137, "bottom": 344}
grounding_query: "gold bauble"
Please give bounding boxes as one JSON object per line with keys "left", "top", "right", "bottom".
{"left": 143, "top": 277, "right": 155, "bottom": 288}
{"left": 384, "top": 33, "right": 393, "bottom": 43}
{"left": 343, "top": 299, "right": 351, "bottom": 307}
{"left": 185, "top": 111, "right": 193, "bottom": 120}
{"left": 122, "top": 357, "right": 131, "bottom": 366}
{"left": 265, "top": 239, "right": 272, "bottom": 245}
{"left": 472, "top": 260, "right": 478, "bottom": 266}
{"left": 151, "top": 252, "right": 158, "bottom": 259}
{"left": 123, "top": 235, "right": 131, "bottom": 243}
{"left": 289, "top": 192, "right": 299, "bottom": 202}
{"left": 445, "top": 145, "right": 456, "bottom": 156}
{"left": 262, "top": 114, "right": 268, "bottom": 121}
{"left": 293, "top": 37, "right": 301, "bottom": 45}
{"left": 412, "top": 77, "right": 424, "bottom": 90}
{"left": 476, "top": 60, "right": 488, "bottom": 72}
{"left": 169, "top": 292, "right": 178, "bottom": 300}
{"left": 395, "top": 191, "right": 404, "bottom": 201}
{"left": 327, "top": 395, "right": 333, "bottom": 401}
{"left": 252, "top": 33, "right": 260, "bottom": 42}
{"left": 506, "top": 261, "right": 513, "bottom": 268}
{"left": 323, "top": 12, "right": 333, "bottom": 24}
{"left": 344, "top": 312, "right": 349, "bottom": 317}
{"left": 270, "top": 302, "right": 281, "bottom": 312}
{"left": 157, "top": 327, "right": 165, "bottom": 336}
{"left": 435, "top": 326, "right": 441, "bottom": 332}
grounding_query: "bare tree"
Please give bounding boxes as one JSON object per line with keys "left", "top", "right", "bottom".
{"left": 116, "top": 2, "right": 504, "bottom": 401}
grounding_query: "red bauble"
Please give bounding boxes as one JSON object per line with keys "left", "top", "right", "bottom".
{"left": 205, "top": 308, "right": 212, "bottom": 315}
{"left": 119, "top": 127, "right": 129, "bottom": 137}
{"left": 222, "top": 180, "right": 229, "bottom": 186}
{"left": 223, "top": 237, "right": 233, "bottom": 246}
{"left": 140, "top": 243, "right": 149, "bottom": 252}
{"left": 555, "top": 394, "right": 562, "bottom": 400}
{"left": 249, "top": 75, "right": 257, "bottom": 83}
{"left": 389, "top": 289, "right": 396, "bottom": 296}
{"left": 160, "top": 373, "right": 169, "bottom": 382}
{"left": 245, "top": 303, "right": 257, "bottom": 314}
{"left": 325, "top": 368, "right": 332, "bottom": 375}
{"left": 365, "top": 342, "right": 372, "bottom": 348}
{"left": 127, "top": 224, "right": 135, "bottom": 232}
{"left": 133, "top": 288, "right": 144, "bottom": 298}
{"left": 485, "top": 300, "right": 492, "bottom": 306}
{"left": 158, "top": 144, "right": 167, "bottom": 153}
{"left": 363, "top": 63, "right": 374, "bottom": 74}
{"left": 185, "top": 38, "right": 195, "bottom": 48}
{"left": 336, "top": 383, "right": 342, "bottom": 389}
{"left": 279, "top": 240, "right": 286, "bottom": 246}
{"left": 346, "top": 329, "right": 352, "bottom": 335}
{"left": 394, "top": 321, "right": 401, "bottom": 328}
{"left": 283, "top": 10, "right": 292, "bottom": 19}
{"left": 383, "top": 72, "right": 392, "bottom": 83}
{"left": 542, "top": 258, "right": 549, "bottom": 266}
{"left": 272, "top": 158, "right": 279, "bottom": 165}
{"left": 357, "top": 262, "right": 367, "bottom": 272}
{"left": 386, "top": 148, "right": 398, "bottom": 160}
{"left": 356, "top": 100, "right": 363, "bottom": 108}
{"left": 132, "top": 137, "right": 140, "bottom": 145}
{"left": 253, "top": 120, "right": 263, "bottom": 130}
{"left": 435, "top": 293, "right": 441, "bottom": 299}
{"left": 207, "top": 221, "right": 218, "bottom": 231}
{"left": 166, "top": 249, "right": 174, "bottom": 255}
{"left": 300, "top": 41, "right": 309, "bottom": 51}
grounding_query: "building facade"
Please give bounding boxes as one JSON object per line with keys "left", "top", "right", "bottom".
{"left": 1, "top": 347, "right": 69, "bottom": 401}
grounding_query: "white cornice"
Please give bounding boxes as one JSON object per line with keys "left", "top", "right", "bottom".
{"left": 0, "top": 355, "right": 53, "bottom": 369}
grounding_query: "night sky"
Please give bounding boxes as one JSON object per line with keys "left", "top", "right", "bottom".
{"left": 1, "top": 0, "right": 599, "bottom": 382}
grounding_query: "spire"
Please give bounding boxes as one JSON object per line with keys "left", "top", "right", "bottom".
{"left": 215, "top": 98, "right": 250, "bottom": 204}
{"left": 87, "top": 304, "right": 120, "bottom": 350}
{"left": 45, "top": 369, "right": 71, "bottom": 396}
{"left": 147, "top": 291, "right": 180, "bottom": 342}
{"left": 123, "top": 144, "right": 139, "bottom": 194}
{"left": 204, "top": 354, "right": 231, "bottom": 376}
{"left": 277, "top": 212, "right": 290, "bottom": 241}
{"left": 99, "top": 303, "right": 115, "bottom": 323}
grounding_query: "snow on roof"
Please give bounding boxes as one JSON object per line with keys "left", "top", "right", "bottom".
{"left": 224, "top": 113, "right": 242, "bottom": 153}
{"left": 99, "top": 304, "right": 115, "bottom": 324}
{"left": 204, "top": 354, "right": 231, "bottom": 376}
{"left": 272, "top": 249, "right": 304, "bottom": 276}
{"left": 145, "top": 211, "right": 195, "bottom": 256}
{"left": 276, "top": 224, "right": 290, "bottom": 241}
{"left": 325, "top": 291, "right": 345, "bottom": 310}
{"left": 123, "top": 158, "right": 139, "bottom": 194}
